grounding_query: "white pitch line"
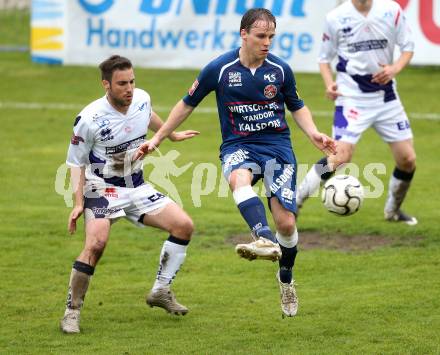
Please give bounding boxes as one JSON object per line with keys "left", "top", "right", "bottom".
{"left": 0, "top": 101, "right": 83, "bottom": 110}
{"left": 0, "top": 101, "right": 439, "bottom": 120}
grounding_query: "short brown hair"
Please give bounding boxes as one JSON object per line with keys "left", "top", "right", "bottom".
{"left": 99, "top": 55, "right": 132, "bottom": 82}
{"left": 240, "top": 8, "right": 276, "bottom": 32}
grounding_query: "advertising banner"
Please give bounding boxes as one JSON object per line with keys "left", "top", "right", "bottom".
{"left": 394, "top": 0, "right": 440, "bottom": 64}
{"left": 31, "top": 0, "right": 440, "bottom": 71}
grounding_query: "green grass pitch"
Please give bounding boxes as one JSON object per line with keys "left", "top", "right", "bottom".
{"left": 1, "top": 20, "right": 440, "bottom": 354}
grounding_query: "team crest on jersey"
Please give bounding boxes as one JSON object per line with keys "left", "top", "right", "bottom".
{"left": 188, "top": 79, "right": 199, "bottom": 96}
{"left": 228, "top": 72, "right": 242, "bottom": 87}
{"left": 264, "top": 84, "right": 277, "bottom": 99}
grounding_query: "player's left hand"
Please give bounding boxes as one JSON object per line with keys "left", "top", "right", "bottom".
{"left": 169, "top": 130, "right": 200, "bottom": 142}
{"left": 310, "top": 132, "right": 337, "bottom": 156}
{"left": 371, "top": 64, "right": 397, "bottom": 85}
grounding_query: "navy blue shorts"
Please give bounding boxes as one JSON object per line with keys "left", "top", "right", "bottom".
{"left": 220, "top": 143, "right": 297, "bottom": 213}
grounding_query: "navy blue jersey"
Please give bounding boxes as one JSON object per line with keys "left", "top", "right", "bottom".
{"left": 183, "top": 48, "right": 304, "bottom": 151}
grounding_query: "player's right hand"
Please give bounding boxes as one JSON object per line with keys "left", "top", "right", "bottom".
{"left": 133, "top": 136, "right": 161, "bottom": 161}
{"left": 310, "top": 131, "right": 337, "bottom": 156}
{"left": 68, "top": 205, "right": 84, "bottom": 235}
{"left": 326, "top": 82, "right": 342, "bottom": 101}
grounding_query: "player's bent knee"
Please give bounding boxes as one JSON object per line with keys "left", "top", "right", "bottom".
{"left": 170, "top": 217, "right": 194, "bottom": 240}
{"left": 276, "top": 218, "right": 296, "bottom": 237}
{"left": 88, "top": 239, "right": 107, "bottom": 254}
{"left": 81, "top": 238, "right": 107, "bottom": 265}
{"left": 401, "top": 153, "right": 416, "bottom": 172}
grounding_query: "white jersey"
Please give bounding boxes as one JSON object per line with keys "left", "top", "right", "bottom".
{"left": 66, "top": 88, "right": 151, "bottom": 189}
{"left": 319, "top": 0, "right": 414, "bottom": 106}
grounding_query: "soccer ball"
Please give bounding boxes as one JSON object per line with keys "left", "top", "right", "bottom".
{"left": 321, "top": 175, "right": 364, "bottom": 216}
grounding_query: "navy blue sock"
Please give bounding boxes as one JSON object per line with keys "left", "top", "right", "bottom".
{"left": 237, "top": 197, "right": 276, "bottom": 242}
{"left": 279, "top": 245, "right": 298, "bottom": 284}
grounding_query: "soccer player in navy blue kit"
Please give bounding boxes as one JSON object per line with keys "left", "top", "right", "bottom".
{"left": 135, "top": 8, "right": 336, "bottom": 317}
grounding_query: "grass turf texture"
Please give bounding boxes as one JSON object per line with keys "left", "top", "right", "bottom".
{"left": 0, "top": 9, "right": 29, "bottom": 48}
{"left": 1, "top": 49, "right": 440, "bottom": 353}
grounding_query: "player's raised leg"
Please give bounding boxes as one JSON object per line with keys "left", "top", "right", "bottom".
{"left": 231, "top": 168, "right": 281, "bottom": 261}
{"left": 297, "top": 141, "right": 354, "bottom": 208}
{"left": 61, "top": 218, "right": 110, "bottom": 334}
{"left": 384, "top": 139, "right": 417, "bottom": 225}
{"left": 142, "top": 202, "right": 193, "bottom": 315}
{"left": 270, "top": 197, "right": 299, "bottom": 317}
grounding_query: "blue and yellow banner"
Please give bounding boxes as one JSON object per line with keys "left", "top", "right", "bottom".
{"left": 31, "top": 1, "right": 440, "bottom": 70}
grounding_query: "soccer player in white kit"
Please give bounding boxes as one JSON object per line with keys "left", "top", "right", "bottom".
{"left": 297, "top": 0, "right": 417, "bottom": 225}
{"left": 60, "top": 55, "right": 199, "bottom": 333}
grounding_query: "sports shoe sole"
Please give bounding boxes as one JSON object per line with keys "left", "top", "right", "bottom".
{"left": 385, "top": 215, "right": 418, "bottom": 226}
{"left": 235, "top": 246, "right": 280, "bottom": 262}
{"left": 146, "top": 301, "right": 188, "bottom": 316}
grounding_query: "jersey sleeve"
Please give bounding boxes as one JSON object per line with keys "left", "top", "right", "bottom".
{"left": 283, "top": 65, "right": 305, "bottom": 112}
{"left": 394, "top": 5, "right": 414, "bottom": 52}
{"left": 66, "top": 115, "right": 94, "bottom": 167}
{"left": 318, "top": 15, "right": 338, "bottom": 63}
{"left": 140, "top": 89, "right": 153, "bottom": 123}
{"left": 182, "top": 61, "right": 218, "bottom": 107}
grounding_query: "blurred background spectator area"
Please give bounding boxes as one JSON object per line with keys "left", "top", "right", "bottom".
{"left": 0, "top": 0, "right": 30, "bottom": 9}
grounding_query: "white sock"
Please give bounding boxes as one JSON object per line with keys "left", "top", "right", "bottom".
{"left": 152, "top": 240, "right": 188, "bottom": 292}
{"left": 66, "top": 269, "right": 91, "bottom": 310}
{"left": 296, "top": 167, "right": 322, "bottom": 206}
{"left": 384, "top": 175, "right": 411, "bottom": 214}
{"left": 276, "top": 228, "right": 298, "bottom": 248}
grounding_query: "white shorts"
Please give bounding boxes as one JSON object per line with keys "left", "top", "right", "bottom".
{"left": 83, "top": 183, "right": 172, "bottom": 227}
{"left": 332, "top": 101, "right": 413, "bottom": 144}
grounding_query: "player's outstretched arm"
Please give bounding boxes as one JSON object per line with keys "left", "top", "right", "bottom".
{"left": 134, "top": 100, "right": 195, "bottom": 160}
{"left": 148, "top": 111, "right": 199, "bottom": 142}
{"left": 169, "top": 130, "right": 200, "bottom": 142}
{"left": 68, "top": 166, "right": 85, "bottom": 235}
{"left": 291, "top": 105, "right": 337, "bottom": 156}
